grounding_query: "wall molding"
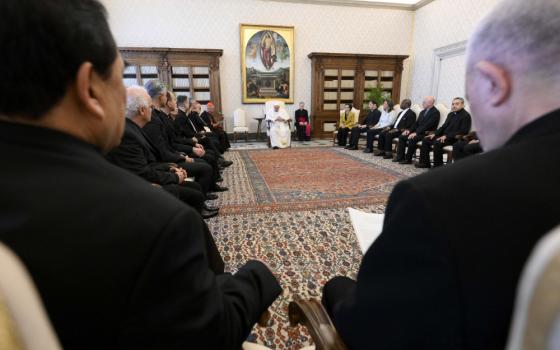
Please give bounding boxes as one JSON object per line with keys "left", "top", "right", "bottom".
{"left": 430, "top": 40, "right": 467, "bottom": 99}
{"left": 261, "top": 0, "right": 436, "bottom": 11}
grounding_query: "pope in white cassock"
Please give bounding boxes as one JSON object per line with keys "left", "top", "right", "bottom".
{"left": 266, "top": 103, "right": 292, "bottom": 149}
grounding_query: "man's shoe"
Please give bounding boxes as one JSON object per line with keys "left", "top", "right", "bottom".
{"left": 363, "top": 148, "right": 373, "bottom": 153}
{"left": 211, "top": 185, "right": 228, "bottom": 192}
{"left": 215, "top": 177, "right": 224, "bottom": 183}
{"left": 219, "top": 160, "right": 233, "bottom": 168}
{"left": 374, "top": 151, "right": 385, "bottom": 157}
{"left": 206, "top": 193, "right": 219, "bottom": 200}
{"left": 392, "top": 158, "right": 402, "bottom": 163}
{"left": 350, "top": 146, "right": 358, "bottom": 150}
{"left": 399, "top": 159, "right": 412, "bottom": 165}
{"left": 204, "top": 203, "right": 219, "bottom": 211}
{"left": 383, "top": 153, "right": 393, "bottom": 159}
{"left": 201, "top": 208, "right": 219, "bottom": 219}
{"left": 415, "top": 163, "right": 431, "bottom": 169}
{"left": 344, "top": 145, "right": 353, "bottom": 149}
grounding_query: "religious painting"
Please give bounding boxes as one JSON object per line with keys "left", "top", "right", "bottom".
{"left": 240, "top": 24, "right": 294, "bottom": 103}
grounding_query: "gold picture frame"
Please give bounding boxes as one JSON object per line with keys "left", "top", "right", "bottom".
{"left": 240, "top": 24, "right": 294, "bottom": 104}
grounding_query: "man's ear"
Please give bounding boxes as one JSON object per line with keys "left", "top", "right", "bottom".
{"left": 475, "top": 60, "right": 512, "bottom": 106}
{"left": 75, "top": 62, "right": 105, "bottom": 119}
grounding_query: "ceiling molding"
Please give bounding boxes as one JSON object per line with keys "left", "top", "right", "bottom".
{"left": 260, "top": 0, "right": 436, "bottom": 11}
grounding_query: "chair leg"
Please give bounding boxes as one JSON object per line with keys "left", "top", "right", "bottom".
{"left": 245, "top": 132, "right": 248, "bottom": 142}
{"left": 233, "top": 132, "right": 237, "bottom": 143}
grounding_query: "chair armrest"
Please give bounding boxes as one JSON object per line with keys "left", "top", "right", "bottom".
{"left": 288, "top": 297, "right": 347, "bottom": 350}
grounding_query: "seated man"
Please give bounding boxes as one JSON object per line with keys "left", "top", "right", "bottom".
{"left": 363, "top": 99, "right": 397, "bottom": 153}
{"left": 321, "top": 0, "right": 560, "bottom": 348}
{"left": 336, "top": 104, "right": 356, "bottom": 146}
{"left": 394, "top": 96, "right": 440, "bottom": 164}
{"left": 107, "top": 86, "right": 219, "bottom": 219}
{"left": 453, "top": 131, "right": 483, "bottom": 161}
{"left": 375, "top": 99, "right": 416, "bottom": 158}
{"left": 346, "top": 100, "right": 380, "bottom": 150}
{"left": 0, "top": 1, "right": 282, "bottom": 349}
{"left": 200, "top": 102, "right": 231, "bottom": 151}
{"left": 416, "top": 97, "right": 472, "bottom": 168}
{"left": 266, "top": 102, "right": 292, "bottom": 149}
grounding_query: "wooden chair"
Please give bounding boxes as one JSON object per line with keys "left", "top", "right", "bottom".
{"left": 289, "top": 297, "right": 347, "bottom": 350}
{"left": 506, "top": 224, "right": 560, "bottom": 350}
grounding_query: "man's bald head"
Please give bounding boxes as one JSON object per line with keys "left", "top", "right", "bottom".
{"left": 125, "top": 86, "right": 152, "bottom": 125}
{"left": 422, "top": 96, "right": 435, "bottom": 109}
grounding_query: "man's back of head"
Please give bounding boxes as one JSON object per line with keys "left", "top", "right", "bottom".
{"left": 466, "top": 0, "right": 560, "bottom": 150}
{"left": 0, "top": 0, "right": 126, "bottom": 153}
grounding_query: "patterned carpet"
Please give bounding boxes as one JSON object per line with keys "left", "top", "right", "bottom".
{"left": 207, "top": 147, "right": 425, "bottom": 349}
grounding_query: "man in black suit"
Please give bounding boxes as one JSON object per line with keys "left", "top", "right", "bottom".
{"left": 322, "top": 0, "right": 560, "bottom": 348}
{"left": 346, "top": 101, "right": 381, "bottom": 150}
{"left": 394, "top": 96, "right": 440, "bottom": 164}
{"left": 201, "top": 101, "right": 231, "bottom": 151}
{"left": 294, "top": 101, "right": 311, "bottom": 141}
{"left": 416, "top": 97, "right": 472, "bottom": 168}
{"left": 106, "top": 86, "right": 219, "bottom": 219}
{"left": 0, "top": 1, "right": 282, "bottom": 349}
{"left": 375, "top": 99, "right": 416, "bottom": 158}
{"left": 143, "top": 80, "right": 227, "bottom": 196}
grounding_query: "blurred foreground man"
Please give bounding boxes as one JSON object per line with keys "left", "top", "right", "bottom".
{"left": 0, "top": 1, "right": 281, "bottom": 349}
{"left": 322, "top": 0, "right": 560, "bottom": 348}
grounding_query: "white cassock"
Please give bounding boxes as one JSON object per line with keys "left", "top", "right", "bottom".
{"left": 266, "top": 108, "right": 291, "bottom": 148}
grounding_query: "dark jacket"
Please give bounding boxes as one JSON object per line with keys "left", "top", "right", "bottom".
{"left": 331, "top": 109, "right": 560, "bottom": 349}
{"left": 106, "top": 119, "right": 178, "bottom": 185}
{"left": 0, "top": 120, "right": 282, "bottom": 350}
{"left": 175, "top": 109, "right": 199, "bottom": 139}
{"left": 362, "top": 109, "right": 381, "bottom": 127}
{"left": 411, "top": 107, "right": 440, "bottom": 135}
{"left": 393, "top": 109, "right": 417, "bottom": 131}
{"left": 143, "top": 108, "right": 184, "bottom": 163}
{"left": 295, "top": 109, "right": 310, "bottom": 126}
{"left": 435, "top": 108, "right": 472, "bottom": 139}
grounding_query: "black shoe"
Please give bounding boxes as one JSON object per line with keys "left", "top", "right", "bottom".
{"left": 219, "top": 160, "right": 233, "bottom": 168}
{"left": 272, "top": 146, "right": 279, "bottom": 149}
{"left": 415, "top": 163, "right": 431, "bottom": 169}
{"left": 204, "top": 203, "right": 219, "bottom": 211}
{"left": 350, "top": 146, "right": 358, "bottom": 150}
{"left": 206, "top": 193, "right": 218, "bottom": 200}
{"left": 374, "top": 151, "right": 385, "bottom": 157}
{"left": 215, "top": 177, "right": 224, "bottom": 183}
{"left": 344, "top": 145, "right": 353, "bottom": 149}
{"left": 363, "top": 148, "right": 373, "bottom": 153}
{"left": 399, "top": 160, "right": 412, "bottom": 165}
{"left": 383, "top": 153, "right": 393, "bottom": 159}
{"left": 392, "top": 158, "right": 402, "bottom": 163}
{"left": 211, "top": 185, "right": 228, "bottom": 192}
{"left": 201, "top": 208, "right": 219, "bottom": 219}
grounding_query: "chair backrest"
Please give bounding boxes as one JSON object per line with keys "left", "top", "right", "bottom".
{"left": 352, "top": 107, "right": 360, "bottom": 124}
{"left": 435, "top": 103, "right": 449, "bottom": 128}
{"left": 394, "top": 104, "right": 402, "bottom": 114}
{"left": 411, "top": 104, "right": 422, "bottom": 117}
{"left": 507, "top": 224, "right": 560, "bottom": 350}
{"left": 233, "top": 108, "right": 247, "bottom": 128}
{"left": 0, "top": 243, "right": 62, "bottom": 350}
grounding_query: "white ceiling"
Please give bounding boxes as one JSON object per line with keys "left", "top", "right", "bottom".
{"left": 262, "top": 0, "right": 433, "bottom": 10}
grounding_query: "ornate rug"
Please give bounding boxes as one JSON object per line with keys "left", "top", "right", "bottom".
{"left": 207, "top": 147, "right": 424, "bottom": 349}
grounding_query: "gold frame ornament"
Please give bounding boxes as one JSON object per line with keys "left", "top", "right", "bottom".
{"left": 240, "top": 24, "right": 295, "bottom": 104}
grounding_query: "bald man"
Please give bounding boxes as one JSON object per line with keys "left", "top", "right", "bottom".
{"left": 322, "top": 0, "right": 560, "bottom": 348}
{"left": 394, "top": 96, "right": 440, "bottom": 164}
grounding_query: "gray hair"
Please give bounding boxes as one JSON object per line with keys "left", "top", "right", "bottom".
{"left": 144, "top": 79, "right": 166, "bottom": 99}
{"left": 468, "top": 0, "right": 560, "bottom": 81}
{"left": 125, "top": 88, "right": 149, "bottom": 119}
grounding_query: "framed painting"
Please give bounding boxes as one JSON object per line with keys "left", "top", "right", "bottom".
{"left": 240, "top": 24, "right": 294, "bottom": 103}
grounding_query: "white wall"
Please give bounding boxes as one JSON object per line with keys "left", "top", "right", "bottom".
{"left": 101, "top": 0, "right": 414, "bottom": 132}
{"left": 407, "top": 0, "right": 500, "bottom": 107}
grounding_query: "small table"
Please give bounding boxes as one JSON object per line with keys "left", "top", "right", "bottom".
{"left": 254, "top": 117, "right": 265, "bottom": 141}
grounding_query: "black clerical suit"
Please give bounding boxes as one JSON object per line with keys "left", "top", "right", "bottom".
{"left": 107, "top": 119, "right": 206, "bottom": 210}
{"left": 323, "top": 109, "right": 560, "bottom": 349}
{"left": 143, "top": 108, "right": 214, "bottom": 194}
{"left": 294, "top": 108, "right": 310, "bottom": 141}
{"left": 419, "top": 108, "right": 472, "bottom": 167}
{"left": 189, "top": 111, "right": 224, "bottom": 154}
{"left": 176, "top": 109, "right": 223, "bottom": 156}
{"left": 377, "top": 109, "right": 416, "bottom": 156}
{"left": 348, "top": 109, "right": 381, "bottom": 149}
{"left": 395, "top": 107, "right": 440, "bottom": 162}
{"left": 201, "top": 110, "right": 231, "bottom": 150}
{"left": 0, "top": 120, "right": 282, "bottom": 350}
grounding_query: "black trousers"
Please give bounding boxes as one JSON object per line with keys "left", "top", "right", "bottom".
{"left": 453, "top": 140, "right": 483, "bottom": 161}
{"left": 296, "top": 124, "right": 309, "bottom": 141}
{"left": 322, "top": 276, "right": 356, "bottom": 324}
{"left": 396, "top": 134, "right": 423, "bottom": 161}
{"left": 177, "top": 159, "right": 214, "bottom": 195}
{"left": 365, "top": 128, "right": 383, "bottom": 150}
{"left": 337, "top": 127, "right": 350, "bottom": 146}
{"left": 162, "top": 182, "right": 205, "bottom": 212}
{"left": 348, "top": 126, "right": 367, "bottom": 147}
{"left": 378, "top": 129, "right": 402, "bottom": 153}
{"left": 419, "top": 137, "right": 456, "bottom": 166}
